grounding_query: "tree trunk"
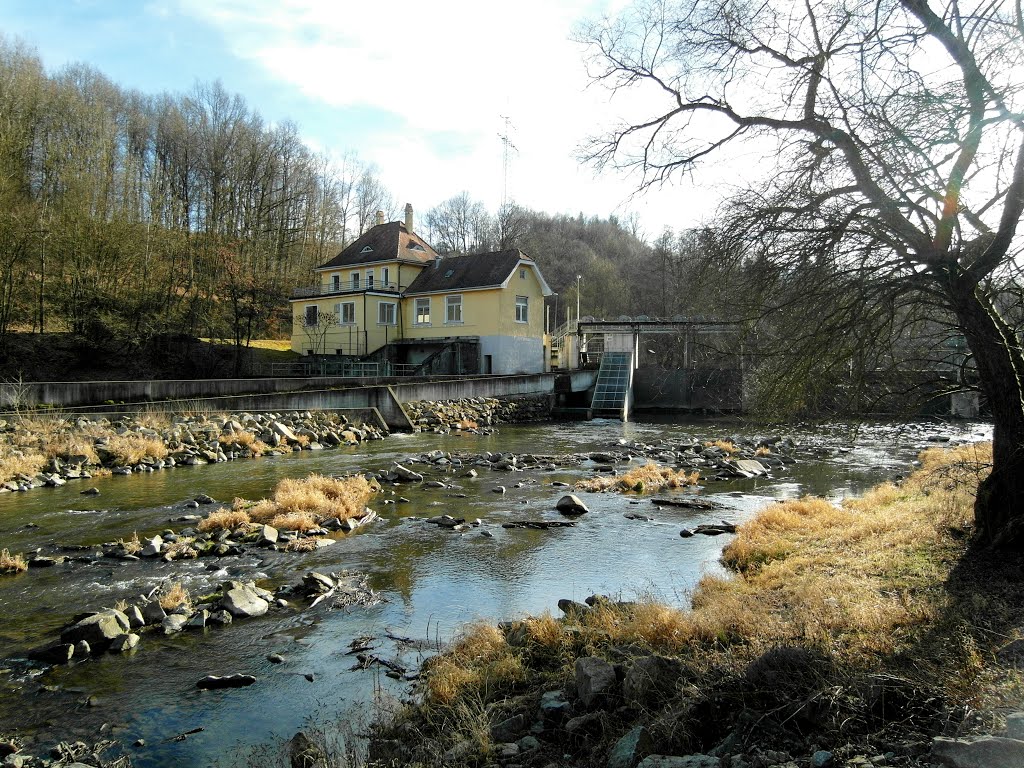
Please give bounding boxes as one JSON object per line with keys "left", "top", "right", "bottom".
{"left": 949, "top": 274, "right": 1024, "bottom": 548}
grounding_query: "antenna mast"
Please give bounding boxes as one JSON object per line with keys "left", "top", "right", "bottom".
{"left": 498, "top": 115, "right": 518, "bottom": 209}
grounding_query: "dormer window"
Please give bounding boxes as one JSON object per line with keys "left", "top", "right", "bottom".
{"left": 444, "top": 269, "right": 455, "bottom": 278}
{"left": 360, "top": 246, "right": 373, "bottom": 254}
{"left": 409, "top": 243, "right": 425, "bottom": 252}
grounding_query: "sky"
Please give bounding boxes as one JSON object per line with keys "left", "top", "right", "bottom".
{"left": 0, "top": 0, "right": 729, "bottom": 240}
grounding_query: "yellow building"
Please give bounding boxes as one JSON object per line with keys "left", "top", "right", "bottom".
{"left": 290, "top": 206, "right": 553, "bottom": 375}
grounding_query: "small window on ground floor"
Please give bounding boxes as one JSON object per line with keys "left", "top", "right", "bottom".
{"left": 304, "top": 304, "right": 319, "bottom": 326}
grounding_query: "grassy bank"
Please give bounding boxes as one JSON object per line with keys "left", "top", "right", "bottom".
{"left": 371, "top": 442, "right": 1024, "bottom": 766}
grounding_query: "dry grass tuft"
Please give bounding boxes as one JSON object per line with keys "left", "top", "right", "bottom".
{"left": 269, "top": 511, "right": 321, "bottom": 532}
{"left": 0, "top": 448, "right": 45, "bottom": 483}
{"left": 158, "top": 582, "right": 192, "bottom": 611}
{"left": 118, "top": 531, "right": 142, "bottom": 555}
{"left": 198, "top": 508, "right": 251, "bottom": 532}
{"left": 44, "top": 434, "right": 100, "bottom": 465}
{"left": 284, "top": 537, "right": 321, "bottom": 552}
{"left": 424, "top": 622, "right": 525, "bottom": 705}
{"left": 220, "top": 430, "right": 269, "bottom": 456}
{"left": 705, "top": 439, "right": 737, "bottom": 454}
{"left": 103, "top": 434, "right": 168, "bottom": 465}
{"left": 0, "top": 548, "right": 28, "bottom": 574}
{"left": 576, "top": 462, "right": 700, "bottom": 494}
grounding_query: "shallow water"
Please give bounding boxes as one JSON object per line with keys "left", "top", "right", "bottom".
{"left": 0, "top": 416, "right": 991, "bottom": 765}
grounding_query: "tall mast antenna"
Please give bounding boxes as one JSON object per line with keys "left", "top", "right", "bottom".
{"left": 498, "top": 115, "right": 518, "bottom": 209}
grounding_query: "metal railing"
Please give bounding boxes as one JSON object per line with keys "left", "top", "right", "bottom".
{"left": 292, "top": 282, "right": 403, "bottom": 298}
{"left": 261, "top": 360, "right": 429, "bottom": 378}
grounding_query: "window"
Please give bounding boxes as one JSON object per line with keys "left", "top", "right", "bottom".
{"left": 520, "top": 268, "right": 526, "bottom": 280}
{"left": 360, "top": 245, "right": 373, "bottom": 254}
{"left": 445, "top": 295, "right": 462, "bottom": 323}
{"left": 331, "top": 274, "right": 340, "bottom": 291}
{"left": 381, "top": 266, "right": 391, "bottom": 289}
{"left": 378, "top": 301, "right": 397, "bottom": 325}
{"left": 515, "top": 295, "right": 529, "bottom": 323}
{"left": 336, "top": 302, "right": 355, "bottom": 324}
{"left": 304, "top": 305, "right": 318, "bottom": 327}
{"left": 351, "top": 273, "right": 360, "bottom": 290}
{"left": 366, "top": 270, "right": 374, "bottom": 289}
{"left": 415, "top": 298, "right": 430, "bottom": 325}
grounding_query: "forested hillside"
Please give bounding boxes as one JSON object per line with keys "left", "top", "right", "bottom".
{"left": 1, "top": 36, "right": 721, "bottom": 379}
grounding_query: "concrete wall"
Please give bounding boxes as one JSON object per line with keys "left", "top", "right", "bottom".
{"left": 478, "top": 336, "right": 545, "bottom": 374}
{"left": 633, "top": 366, "right": 743, "bottom": 411}
{"left": 3, "top": 371, "right": 599, "bottom": 431}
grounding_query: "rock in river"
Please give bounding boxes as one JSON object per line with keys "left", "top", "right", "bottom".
{"left": 196, "top": 674, "right": 257, "bottom": 690}
{"left": 220, "top": 581, "right": 270, "bottom": 618}
{"left": 555, "top": 494, "right": 590, "bottom": 515}
{"left": 60, "top": 609, "right": 131, "bottom": 652}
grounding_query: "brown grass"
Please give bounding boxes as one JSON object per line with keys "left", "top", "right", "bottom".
{"left": 705, "top": 439, "right": 737, "bottom": 454}
{"left": 410, "top": 442, "right": 997, "bottom": 724}
{"left": 198, "top": 508, "right": 251, "bottom": 532}
{"left": 103, "top": 434, "right": 169, "bottom": 465}
{"left": 217, "top": 475, "right": 376, "bottom": 534}
{"left": 0, "top": 548, "right": 28, "bottom": 574}
{"left": 424, "top": 622, "right": 526, "bottom": 705}
{"left": 220, "top": 430, "right": 269, "bottom": 456}
{"left": 158, "top": 582, "right": 192, "bottom": 611}
{"left": 118, "top": 531, "right": 142, "bottom": 555}
{"left": 576, "top": 462, "right": 700, "bottom": 493}
{"left": 44, "top": 434, "right": 101, "bottom": 465}
{"left": 0, "top": 448, "right": 45, "bottom": 483}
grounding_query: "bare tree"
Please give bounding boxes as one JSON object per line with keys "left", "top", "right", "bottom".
{"left": 580, "top": 0, "right": 1024, "bottom": 546}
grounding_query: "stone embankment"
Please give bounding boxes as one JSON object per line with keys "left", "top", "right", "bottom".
{"left": 403, "top": 395, "right": 551, "bottom": 432}
{"left": 0, "top": 410, "right": 386, "bottom": 495}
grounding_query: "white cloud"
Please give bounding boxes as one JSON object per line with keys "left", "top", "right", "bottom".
{"left": 175, "top": 0, "right": 723, "bottom": 235}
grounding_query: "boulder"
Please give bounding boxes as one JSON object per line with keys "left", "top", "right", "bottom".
{"left": 257, "top": 525, "right": 279, "bottom": 545}
{"left": 556, "top": 494, "right": 590, "bottom": 515}
{"left": 141, "top": 601, "right": 167, "bottom": 625}
{"left": 538, "top": 690, "right": 571, "bottom": 723}
{"left": 624, "top": 655, "right": 684, "bottom": 708}
{"left": 109, "top": 633, "right": 140, "bottom": 653}
{"left": 28, "top": 642, "right": 75, "bottom": 664}
{"left": 576, "top": 656, "right": 618, "bottom": 708}
{"left": 609, "top": 726, "right": 654, "bottom": 768}
{"left": 220, "top": 581, "right": 270, "bottom": 618}
{"left": 162, "top": 614, "right": 188, "bottom": 634}
{"left": 931, "top": 735, "right": 1024, "bottom": 768}
{"left": 139, "top": 536, "right": 163, "bottom": 557}
{"left": 490, "top": 713, "right": 528, "bottom": 743}
{"left": 1005, "top": 712, "right": 1024, "bottom": 740}
{"left": 558, "top": 598, "right": 591, "bottom": 618}
{"left": 60, "top": 609, "right": 131, "bottom": 651}
{"left": 391, "top": 463, "right": 423, "bottom": 482}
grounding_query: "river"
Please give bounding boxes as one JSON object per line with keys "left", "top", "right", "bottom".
{"left": 0, "top": 416, "right": 991, "bottom": 766}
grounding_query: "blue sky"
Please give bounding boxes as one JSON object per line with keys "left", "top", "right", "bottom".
{"left": 0, "top": 0, "right": 725, "bottom": 237}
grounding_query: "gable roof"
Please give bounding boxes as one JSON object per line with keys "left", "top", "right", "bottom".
{"left": 315, "top": 221, "right": 438, "bottom": 270}
{"left": 405, "top": 249, "right": 554, "bottom": 295}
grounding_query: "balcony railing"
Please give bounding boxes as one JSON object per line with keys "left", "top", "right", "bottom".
{"left": 292, "top": 282, "right": 403, "bottom": 298}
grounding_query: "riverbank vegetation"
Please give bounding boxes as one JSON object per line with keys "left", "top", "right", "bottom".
{"left": 199, "top": 474, "right": 378, "bottom": 534}
{"left": 372, "top": 442, "right": 1021, "bottom": 766}
{"left": 576, "top": 462, "right": 700, "bottom": 494}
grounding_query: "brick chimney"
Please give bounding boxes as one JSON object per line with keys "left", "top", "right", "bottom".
{"left": 375, "top": 210, "right": 385, "bottom": 226}
{"left": 404, "top": 203, "right": 414, "bottom": 233}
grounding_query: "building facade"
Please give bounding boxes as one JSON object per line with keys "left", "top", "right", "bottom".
{"left": 289, "top": 206, "right": 553, "bottom": 375}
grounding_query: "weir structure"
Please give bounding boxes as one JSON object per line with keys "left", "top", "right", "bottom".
{"left": 575, "top": 317, "right": 744, "bottom": 420}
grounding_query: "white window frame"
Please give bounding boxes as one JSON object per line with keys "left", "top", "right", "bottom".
{"left": 331, "top": 274, "right": 341, "bottom": 291}
{"left": 366, "top": 269, "right": 374, "bottom": 289}
{"left": 515, "top": 295, "right": 529, "bottom": 323}
{"left": 351, "top": 272, "right": 360, "bottom": 290}
{"left": 445, "top": 295, "right": 463, "bottom": 324}
{"left": 304, "top": 304, "right": 319, "bottom": 327}
{"left": 336, "top": 301, "right": 355, "bottom": 325}
{"left": 414, "top": 297, "right": 431, "bottom": 325}
{"left": 381, "top": 266, "right": 391, "bottom": 289}
{"left": 377, "top": 301, "right": 397, "bottom": 326}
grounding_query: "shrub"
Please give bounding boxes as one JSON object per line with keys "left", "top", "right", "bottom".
{"left": 576, "top": 462, "right": 700, "bottom": 493}
{"left": 0, "top": 548, "right": 28, "bottom": 574}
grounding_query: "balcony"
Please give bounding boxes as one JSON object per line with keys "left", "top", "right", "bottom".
{"left": 292, "top": 282, "right": 403, "bottom": 299}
